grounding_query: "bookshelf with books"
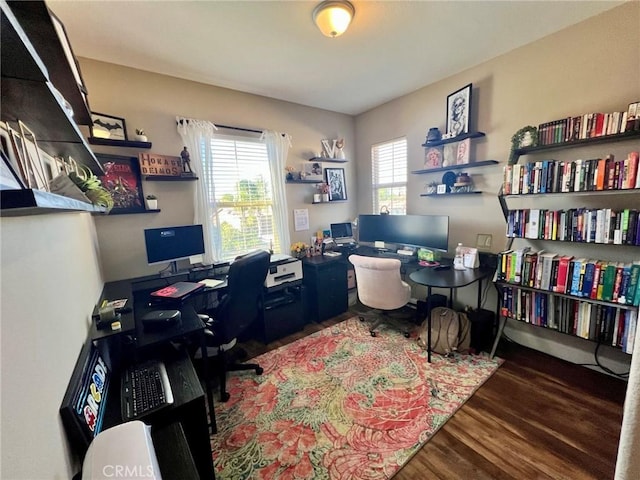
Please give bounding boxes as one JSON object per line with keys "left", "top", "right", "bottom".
{"left": 493, "top": 128, "right": 640, "bottom": 358}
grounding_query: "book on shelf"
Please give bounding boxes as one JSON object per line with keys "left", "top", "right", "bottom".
{"left": 539, "top": 252, "right": 558, "bottom": 291}
{"left": 601, "top": 262, "right": 619, "bottom": 302}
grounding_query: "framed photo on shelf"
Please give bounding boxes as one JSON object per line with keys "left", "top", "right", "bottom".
{"left": 1, "top": 150, "right": 26, "bottom": 190}
{"left": 446, "top": 83, "right": 472, "bottom": 137}
{"left": 325, "top": 167, "right": 347, "bottom": 201}
{"left": 301, "top": 161, "right": 323, "bottom": 181}
{"left": 424, "top": 146, "right": 443, "bottom": 169}
{"left": 96, "top": 153, "right": 145, "bottom": 213}
{"left": 91, "top": 112, "right": 127, "bottom": 141}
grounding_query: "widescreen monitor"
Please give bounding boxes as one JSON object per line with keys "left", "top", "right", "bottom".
{"left": 144, "top": 224, "right": 205, "bottom": 274}
{"left": 358, "top": 214, "right": 449, "bottom": 252}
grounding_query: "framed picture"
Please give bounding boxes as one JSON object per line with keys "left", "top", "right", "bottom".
{"left": 96, "top": 153, "right": 145, "bottom": 213}
{"left": 91, "top": 112, "right": 127, "bottom": 141}
{"left": 446, "top": 83, "right": 472, "bottom": 137}
{"left": 301, "top": 161, "right": 323, "bottom": 181}
{"left": 325, "top": 167, "right": 347, "bottom": 201}
{"left": 456, "top": 138, "right": 471, "bottom": 164}
{"left": 424, "top": 146, "right": 443, "bottom": 169}
{"left": 1, "top": 150, "right": 26, "bottom": 190}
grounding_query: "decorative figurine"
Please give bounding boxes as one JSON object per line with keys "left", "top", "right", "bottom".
{"left": 180, "top": 146, "right": 193, "bottom": 175}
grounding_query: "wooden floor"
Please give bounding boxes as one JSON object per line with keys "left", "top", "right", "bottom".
{"left": 237, "top": 310, "right": 628, "bottom": 480}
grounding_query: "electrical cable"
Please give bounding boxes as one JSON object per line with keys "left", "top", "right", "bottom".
{"left": 501, "top": 322, "right": 629, "bottom": 378}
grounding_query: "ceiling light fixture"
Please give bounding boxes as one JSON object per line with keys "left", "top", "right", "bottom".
{"left": 312, "top": 1, "right": 355, "bottom": 38}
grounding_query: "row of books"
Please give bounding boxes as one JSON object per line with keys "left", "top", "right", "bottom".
{"left": 496, "top": 248, "right": 640, "bottom": 306}
{"left": 502, "top": 152, "right": 640, "bottom": 194}
{"left": 506, "top": 208, "right": 640, "bottom": 246}
{"left": 500, "top": 287, "right": 637, "bottom": 353}
{"left": 537, "top": 108, "right": 639, "bottom": 146}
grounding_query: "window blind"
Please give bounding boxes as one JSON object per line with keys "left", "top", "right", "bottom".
{"left": 204, "top": 135, "right": 280, "bottom": 260}
{"left": 371, "top": 137, "right": 407, "bottom": 214}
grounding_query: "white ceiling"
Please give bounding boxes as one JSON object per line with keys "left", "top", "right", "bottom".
{"left": 48, "top": 0, "right": 623, "bottom": 116}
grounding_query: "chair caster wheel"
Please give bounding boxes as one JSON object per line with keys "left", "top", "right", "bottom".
{"left": 256, "top": 367, "right": 264, "bottom": 375}
{"left": 370, "top": 331, "right": 377, "bottom": 337}
{"left": 359, "top": 316, "right": 365, "bottom": 322}
{"left": 220, "top": 392, "right": 230, "bottom": 403}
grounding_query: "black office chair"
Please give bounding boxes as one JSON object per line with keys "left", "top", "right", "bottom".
{"left": 197, "top": 249, "right": 270, "bottom": 402}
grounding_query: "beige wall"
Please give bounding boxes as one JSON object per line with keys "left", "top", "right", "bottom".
{"left": 79, "top": 59, "right": 356, "bottom": 281}
{"left": 355, "top": 1, "right": 639, "bottom": 369}
{"left": 2, "top": 3, "right": 639, "bottom": 479}
{"left": 1, "top": 214, "right": 104, "bottom": 479}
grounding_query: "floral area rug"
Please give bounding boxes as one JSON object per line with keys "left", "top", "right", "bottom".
{"left": 211, "top": 316, "right": 503, "bottom": 480}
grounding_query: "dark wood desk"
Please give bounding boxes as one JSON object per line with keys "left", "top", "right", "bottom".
{"left": 409, "top": 265, "right": 493, "bottom": 362}
{"left": 84, "top": 275, "right": 226, "bottom": 479}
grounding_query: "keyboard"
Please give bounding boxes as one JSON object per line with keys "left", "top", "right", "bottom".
{"left": 121, "top": 360, "right": 174, "bottom": 420}
{"left": 377, "top": 251, "right": 414, "bottom": 263}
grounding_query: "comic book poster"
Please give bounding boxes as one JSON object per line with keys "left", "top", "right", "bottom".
{"left": 96, "top": 154, "right": 145, "bottom": 213}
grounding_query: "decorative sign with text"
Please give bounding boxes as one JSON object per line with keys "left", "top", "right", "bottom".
{"left": 138, "top": 153, "right": 182, "bottom": 177}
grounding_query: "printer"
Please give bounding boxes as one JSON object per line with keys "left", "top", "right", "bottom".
{"left": 265, "top": 254, "right": 303, "bottom": 290}
{"left": 82, "top": 421, "right": 161, "bottom": 479}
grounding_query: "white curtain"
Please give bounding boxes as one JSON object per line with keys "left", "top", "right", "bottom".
{"left": 262, "top": 130, "right": 292, "bottom": 254}
{"left": 176, "top": 116, "right": 219, "bottom": 264}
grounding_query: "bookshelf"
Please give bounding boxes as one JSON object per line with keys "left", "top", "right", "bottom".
{"left": 492, "top": 130, "right": 640, "bottom": 357}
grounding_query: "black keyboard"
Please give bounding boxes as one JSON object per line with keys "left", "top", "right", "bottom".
{"left": 121, "top": 360, "right": 174, "bottom": 420}
{"left": 377, "top": 251, "right": 414, "bottom": 263}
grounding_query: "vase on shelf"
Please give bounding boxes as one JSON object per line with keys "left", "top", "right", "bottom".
{"left": 322, "top": 193, "right": 329, "bottom": 202}
{"left": 314, "top": 193, "right": 321, "bottom": 203}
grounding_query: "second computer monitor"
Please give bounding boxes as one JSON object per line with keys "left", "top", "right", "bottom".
{"left": 358, "top": 214, "right": 449, "bottom": 252}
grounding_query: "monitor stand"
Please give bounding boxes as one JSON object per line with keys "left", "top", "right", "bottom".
{"left": 160, "top": 261, "right": 181, "bottom": 278}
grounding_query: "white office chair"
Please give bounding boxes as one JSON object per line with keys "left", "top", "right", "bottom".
{"left": 348, "top": 254, "right": 412, "bottom": 337}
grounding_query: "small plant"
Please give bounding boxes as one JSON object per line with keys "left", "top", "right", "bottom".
{"left": 146, "top": 194, "right": 157, "bottom": 200}
{"left": 316, "top": 182, "right": 330, "bottom": 194}
{"left": 68, "top": 165, "right": 114, "bottom": 212}
{"left": 135, "top": 128, "right": 145, "bottom": 135}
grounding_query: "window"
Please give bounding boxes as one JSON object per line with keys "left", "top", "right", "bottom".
{"left": 203, "top": 135, "right": 280, "bottom": 261}
{"left": 371, "top": 137, "right": 407, "bottom": 214}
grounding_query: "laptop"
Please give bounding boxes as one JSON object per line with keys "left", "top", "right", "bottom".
{"left": 330, "top": 222, "right": 356, "bottom": 245}
{"left": 150, "top": 281, "right": 205, "bottom": 300}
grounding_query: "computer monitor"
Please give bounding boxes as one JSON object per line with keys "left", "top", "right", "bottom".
{"left": 330, "top": 222, "right": 353, "bottom": 240}
{"left": 144, "top": 224, "right": 205, "bottom": 274}
{"left": 358, "top": 214, "right": 449, "bottom": 252}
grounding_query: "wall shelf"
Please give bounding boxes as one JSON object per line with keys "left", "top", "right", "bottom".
{"left": 0, "top": 189, "right": 107, "bottom": 216}
{"left": 412, "top": 160, "right": 499, "bottom": 175}
{"left": 287, "top": 179, "right": 320, "bottom": 184}
{"left": 513, "top": 130, "right": 640, "bottom": 157}
{"left": 312, "top": 200, "right": 347, "bottom": 204}
{"left": 145, "top": 176, "right": 198, "bottom": 181}
{"left": 88, "top": 137, "right": 152, "bottom": 149}
{"left": 420, "top": 191, "right": 482, "bottom": 197}
{"left": 421, "top": 131, "right": 486, "bottom": 147}
{"left": 308, "top": 157, "right": 348, "bottom": 163}
{"left": 107, "top": 209, "right": 161, "bottom": 215}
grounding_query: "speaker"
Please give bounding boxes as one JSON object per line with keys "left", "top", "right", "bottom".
{"left": 466, "top": 308, "right": 495, "bottom": 353}
{"left": 141, "top": 310, "right": 181, "bottom": 331}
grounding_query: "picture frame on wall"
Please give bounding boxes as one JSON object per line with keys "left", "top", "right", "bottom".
{"left": 446, "top": 83, "right": 472, "bottom": 137}
{"left": 91, "top": 112, "right": 128, "bottom": 141}
{"left": 1, "top": 150, "right": 26, "bottom": 190}
{"left": 325, "top": 167, "right": 347, "bottom": 201}
{"left": 96, "top": 153, "right": 145, "bottom": 213}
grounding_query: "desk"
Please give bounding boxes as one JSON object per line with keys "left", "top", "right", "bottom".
{"left": 409, "top": 265, "right": 493, "bottom": 362}
{"left": 61, "top": 339, "right": 214, "bottom": 480}
{"left": 80, "top": 275, "right": 225, "bottom": 479}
